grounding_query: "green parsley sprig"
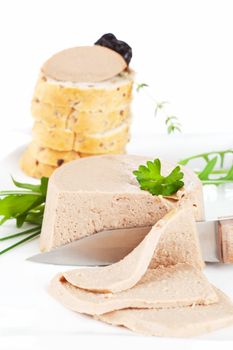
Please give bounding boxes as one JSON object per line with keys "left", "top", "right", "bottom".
{"left": 0, "top": 177, "right": 48, "bottom": 255}
{"left": 133, "top": 159, "right": 184, "bottom": 196}
{"left": 179, "top": 150, "right": 233, "bottom": 185}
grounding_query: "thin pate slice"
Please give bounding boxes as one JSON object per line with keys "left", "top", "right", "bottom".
{"left": 96, "top": 289, "right": 233, "bottom": 337}
{"left": 49, "top": 264, "right": 217, "bottom": 316}
{"left": 63, "top": 208, "right": 204, "bottom": 293}
{"left": 42, "top": 46, "right": 127, "bottom": 83}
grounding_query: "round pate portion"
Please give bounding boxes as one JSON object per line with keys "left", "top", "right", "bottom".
{"left": 41, "top": 45, "right": 127, "bottom": 83}
{"left": 40, "top": 155, "right": 204, "bottom": 252}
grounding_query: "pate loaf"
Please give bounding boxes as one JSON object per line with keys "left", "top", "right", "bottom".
{"left": 40, "top": 155, "right": 204, "bottom": 252}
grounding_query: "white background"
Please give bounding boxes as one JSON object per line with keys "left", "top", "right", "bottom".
{"left": 0, "top": 1, "right": 233, "bottom": 349}
{"left": 0, "top": 0, "right": 233, "bottom": 141}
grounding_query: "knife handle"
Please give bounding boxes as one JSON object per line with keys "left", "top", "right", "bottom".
{"left": 218, "top": 218, "right": 233, "bottom": 263}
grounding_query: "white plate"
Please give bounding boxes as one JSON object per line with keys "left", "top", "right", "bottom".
{"left": 0, "top": 142, "right": 233, "bottom": 348}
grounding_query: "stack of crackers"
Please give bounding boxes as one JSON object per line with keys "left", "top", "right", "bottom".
{"left": 20, "top": 45, "right": 133, "bottom": 178}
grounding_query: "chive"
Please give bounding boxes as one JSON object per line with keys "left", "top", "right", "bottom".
{"left": 0, "top": 226, "right": 41, "bottom": 241}
{"left": 0, "top": 231, "right": 40, "bottom": 255}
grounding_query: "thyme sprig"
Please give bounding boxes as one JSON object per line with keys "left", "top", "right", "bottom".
{"left": 165, "top": 116, "right": 182, "bottom": 134}
{"left": 135, "top": 82, "right": 182, "bottom": 134}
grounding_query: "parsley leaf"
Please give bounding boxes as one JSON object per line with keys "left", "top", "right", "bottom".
{"left": 133, "top": 159, "right": 184, "bottom": 196}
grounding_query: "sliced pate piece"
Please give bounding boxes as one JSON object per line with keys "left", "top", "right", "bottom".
{"left": 96, "top": 288, "right": 233, "bottom": 337}
{"left": 42, "top": 46, "right": 127, "bottom": 83}
{"left": 149, "top": 206, "right": 204, "bottom": 269}
{"left": 63, "top": 208, "right": 204, "bottom": 293}
{"left": 49, "top": 264, "right": 217, "bottom": 316}
{"left": 40, "top": 155, "right": 204, "bottom": 252}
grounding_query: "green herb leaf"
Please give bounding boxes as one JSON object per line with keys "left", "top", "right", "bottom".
{"left": 0, "top": 177, "right": 48, "bottom": 255}
{"left": 0, "top": 190, "right": 42, "bottom": 196}
{"left": 154, "top": 101, "right": 168, "bottom": 117}
{"left": 135, "top": 82, "right": 182, "bottom": 134}
{"left": 133, "top": 159, "right": 184, "bottom": 196}
{"left": 179, "top": 150, "right": 233, "bottom": 186}
{"left": 11, "top": 177, "right": 41, "bottom": 193}
{"left": 40, "top": 177, "right": 49, "bottom": 197}
{"left": 0, "top": 195, "right": 41, "bottom": 223}
{"left": 136, "top": 83, "right": 149, "bottom": 92}
{"left": 12, "top": 176, "right": 49, "bottom": 197}
{"left": 25, "top": 209, "right": 44, "bottom": 226}
{"left": 0, "top": 176, "right": 48, "bottom": 228}
{"left": 222, "top": 165, "right": 233, "bottom": 181}
{"left": 198, "top": 156, "right": 218, "bottom": 180}
{"left": 165, "top": 116, "right": 181, "bottom": 134}
{"left": 16, "top": 214, "right": 28, "bottom": 227}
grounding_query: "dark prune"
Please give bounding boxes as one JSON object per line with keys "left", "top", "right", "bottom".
{"left": 94, "top": 33, "right": 132, "bottom": 65}
{"left": 57, "top": 159, "right": 64, "bottom": 166}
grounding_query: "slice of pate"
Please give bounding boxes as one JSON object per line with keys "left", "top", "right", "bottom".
{"left": 96, "top": 288, "right": 233, "bottom": 337}
{"left": 49, "top": 264, "right": 217, "bottom": 316}
{"left": 41, "top": 46, "right": 127, "bottom": 83}
{"left": 62, "top": 208, "right": 204, "bottom": 293}
{"left": 49, "top": 205, "right": 233, "bottom": 337}
{"left": 40, "top": 155, "right": 204, "bottom": 252}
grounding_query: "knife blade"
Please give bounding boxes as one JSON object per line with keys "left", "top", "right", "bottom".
{"left": 27, "top": 217, "right": 233, "bottom": 266}
{"left": 27, "top": 226, "right": 150, "bottom": 266}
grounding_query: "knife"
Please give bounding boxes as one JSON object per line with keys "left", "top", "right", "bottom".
{"left": 27, "top": 217, "right": 233, "bottom": 266}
